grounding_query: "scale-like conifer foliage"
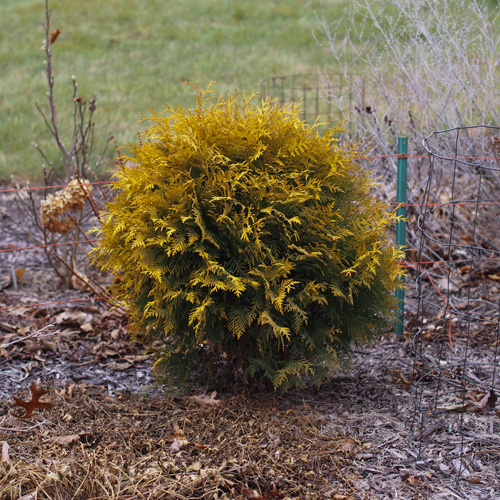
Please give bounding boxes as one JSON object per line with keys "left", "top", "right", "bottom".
{"left": 93, "top": 86, "right": 404, "bottom": 391}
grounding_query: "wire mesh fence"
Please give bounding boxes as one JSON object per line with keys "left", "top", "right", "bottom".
{"left": 3, "top": 125, "right": 500, "bottom": 496}
{"left": 409, "top": 125, "right": 500, "bottom": 488}
{"left": 259, "top": 73, "right": 355, "bottom": 130}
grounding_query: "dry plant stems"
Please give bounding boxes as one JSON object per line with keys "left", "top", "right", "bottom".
{"left": 0, "top": 323, "right": 58, "bottom": 350}
{"left": 315, "top": 0, "right": 500, "bottom": 259}
{"left": 4, "top": 0, "right": 113, "bottom": 291}
{"left": 35, "top": 0, "right": 112, "bottom": 184}
{"left": 316, "top": 0, "right": 500, "bottom": 158}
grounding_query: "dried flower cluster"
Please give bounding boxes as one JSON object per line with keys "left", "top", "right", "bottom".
{"left": 40, "top": 179, "right": 93, "bottom": 234}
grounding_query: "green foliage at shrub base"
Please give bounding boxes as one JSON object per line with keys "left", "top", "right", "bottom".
{"left": 92, "top": 85, "right": 404, "bottom": 391}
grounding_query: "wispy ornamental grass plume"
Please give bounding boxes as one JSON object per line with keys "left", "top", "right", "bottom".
{"left": 316, "top": 0, "right": 500, "bottom": 262}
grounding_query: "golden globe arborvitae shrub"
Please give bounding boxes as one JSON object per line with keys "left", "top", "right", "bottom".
{"left": 92, "top": 86, "right": 404, "bottom": 391}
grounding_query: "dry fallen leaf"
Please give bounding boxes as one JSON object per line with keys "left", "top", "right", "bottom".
{"left": 53, "top": 310, "right": 91, "bottom": 326}
{"left": 35, "top": 457, "right": 56, "bottom": 466}
{"left": 402, "top": 474, "right": 421, "bottom": 485}
{"left": 169, "top": 432, "right": 189, "bottom": 448}
{"left": 437, "top": 402, "right": 480, "bottom": 413}
{"left": 106, "top": 361, "right": 132, "bottom": 371}
{"left": 41, "top": 340, "right": 57, "bottom": 353}
{"left": 192, "top": 391, "right": 221, "bottom": 405}
{"left": 67, "top": 383, "right": 77, "bottom": 398}
{"left": 110, "top": 328, "right": 121, "bottom": 340}
{"left": 388, "top": 369, "right": 414, "bottom": 387}
{"left": 324, "top": 493, "right": 347, "bottom": 500}
{"left": 268, "top": 482, "right": 285, "bottom": 499}
{"left": 467, "top": 477, "right": 482, "bottom": 484}
{"left": 50, "top": 28, "right": 61, "bottom": 44}
{"left": 42, "top": 434, "right": 82, "bottom": 446}
{"left": 241, "top": 487, "right": 256, "bottom": 499}
{"left": 71, "top": 273, "right": 90, "bottom": 292}
{"left": 417, "top": 422, "right": 445, "bottom": 440}
{"left": 465, "top": 389, "right": 484, "bottom": 402}
{"left": 186, "top": 460, "right": 202, "bottom": 472}
{"left": 123, "top": 354, "right": 151, "bottom": 363}
{"left": 340, "top": 437, "right": 359, "bottom": 455}
{"left": 479, "top": 389, "right": 497, "bottom": 414}
{"left": 170, "top": 438, "right": 180, "bottom": 453}
{"left": 12, "top": 382, "right": 54, "bottom": 419}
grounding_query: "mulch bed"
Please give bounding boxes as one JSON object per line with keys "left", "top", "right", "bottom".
{"left": 2, "top": 187, "right": 500, "bottom": 499}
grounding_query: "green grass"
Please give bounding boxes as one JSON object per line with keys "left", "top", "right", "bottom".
{"left": 0, "top": 0, "right": 344, "bottom": 182}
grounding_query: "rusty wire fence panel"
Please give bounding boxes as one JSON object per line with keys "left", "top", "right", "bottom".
{"left": 410, "top": 125, "right": 500, "bottom": 491}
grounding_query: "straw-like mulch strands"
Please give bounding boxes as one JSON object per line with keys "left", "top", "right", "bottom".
{"left": 0, "top": 385, "right": 361, "bottom": 499}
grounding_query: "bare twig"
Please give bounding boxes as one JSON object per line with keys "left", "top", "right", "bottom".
{"left": 0, "top": 421, "right": 48, "bottom": 432}
{"left": 6, "top": 0, "right": 115, "bottom": 290}
{"left": 0, "top": 323, "right": 59, "bottom": 349}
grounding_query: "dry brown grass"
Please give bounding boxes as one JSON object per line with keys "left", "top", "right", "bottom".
{"left": 0, "top": 386, "right": 361, "bottom": 500}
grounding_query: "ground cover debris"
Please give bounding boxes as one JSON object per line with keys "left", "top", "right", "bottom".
{"left": 0, "top": 387, "right": 362, "bottom": 499}
{"left": 2, "top": 185, "right": 500, "bottom": 498}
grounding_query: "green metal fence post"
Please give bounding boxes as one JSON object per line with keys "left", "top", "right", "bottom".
{"left": 396, "top": 137, "right": 408, "bottom": 336}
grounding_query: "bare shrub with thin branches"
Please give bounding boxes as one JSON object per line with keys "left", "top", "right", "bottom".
{"left": 3, "top": 0, "right": 112, "bottom": 292}
{"left": 315, "top": 0, "right": 500, "bottom": 258}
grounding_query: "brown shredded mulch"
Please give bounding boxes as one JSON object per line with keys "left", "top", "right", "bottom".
{"left": 0, "top": 386, "right": 361, "bottom": 500}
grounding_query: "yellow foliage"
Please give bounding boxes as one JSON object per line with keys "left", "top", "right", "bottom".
{"left": 92, "top": 84, "right": 404, "bottom": 391}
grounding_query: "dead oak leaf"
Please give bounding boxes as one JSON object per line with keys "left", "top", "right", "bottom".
{"left": 192, "top": 391, "right": 221, "bottom": 405}
{"left": 12, "top": 382, "right": 54, "bottom": 419}
{"left": 480, "top": 389, "right": 497, "bottom": 414}
{"left": 42, "top": 432, "right": 93, "bottom": 447}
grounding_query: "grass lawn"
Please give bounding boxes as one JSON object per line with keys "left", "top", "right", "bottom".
{"left": 0, "top": 0, "right": 344, "bottom": 181}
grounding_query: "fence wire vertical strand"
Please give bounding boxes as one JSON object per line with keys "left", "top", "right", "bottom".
{"left": 457, "top": 157, "right": 483, "bottom": 481}
{"left": 411, "top": 151, "right": 437, "bottom": 459}
{"left": 258, "top": 73, "right": 348, "bottom": 129}
{"left": 492, "top": 299, "right": 500, "bottom": 387}
{"left": 431, "top": 129, "right": 462, "bottom": 418}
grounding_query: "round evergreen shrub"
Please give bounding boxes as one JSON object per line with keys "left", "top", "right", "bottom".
{"left": 93, "top": 87, "right": 404, "bottom": 391}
